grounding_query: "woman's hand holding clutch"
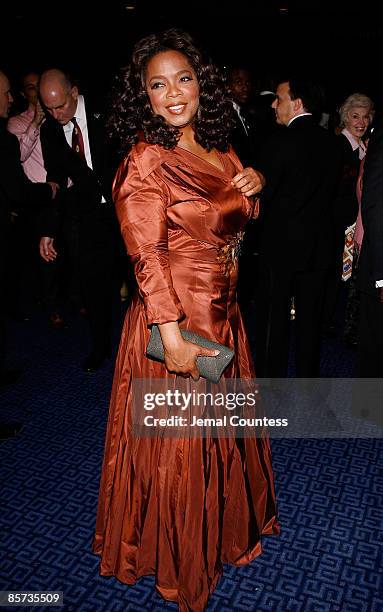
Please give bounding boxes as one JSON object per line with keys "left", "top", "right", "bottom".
{"left": 159, "top": 322, "right": 219, "bottom": 381}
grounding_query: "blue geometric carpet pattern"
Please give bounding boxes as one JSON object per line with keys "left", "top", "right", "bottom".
{"left": 1, "top": 306, "right": 382, "bottom": 611}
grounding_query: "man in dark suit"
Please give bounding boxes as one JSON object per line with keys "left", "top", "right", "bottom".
{"left": 227, "top": 67, "right": 261, "bottom": 305}
{"left": 254, "top": 77, "right": 340, "bottom": 377}
{"left": 38, "top": 69, "right": 118, "bottom": 372}
{"left": 0, "top": 69, "right": 56, "bottom": 438}
{"left": 356, "top": 125, "right": 383, "bottom": 376}
{"left": 227, "top": 67, "right": 258, "bottom": 168}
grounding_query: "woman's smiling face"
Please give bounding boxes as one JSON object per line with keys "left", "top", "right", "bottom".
{"left": 345, "top": 106, "right": 371, "bottom": 141}
{"left": 145, "top": 49, "right": 200, "bottom": 129}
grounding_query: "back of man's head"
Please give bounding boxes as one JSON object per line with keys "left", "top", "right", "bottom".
{"left": 287, "top": 77, "right": 324, "bottom": 117}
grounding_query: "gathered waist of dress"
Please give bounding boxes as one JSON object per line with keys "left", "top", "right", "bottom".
{"left": 168, "top": 232, "right": 244, "bottom": 277}
{"left": 169, "top": 241, "right": 218, "bottom": 263}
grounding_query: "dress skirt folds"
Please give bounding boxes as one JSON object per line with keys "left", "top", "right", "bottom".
{"left": 93, "top": 142, "right": 280, "bottom": 611}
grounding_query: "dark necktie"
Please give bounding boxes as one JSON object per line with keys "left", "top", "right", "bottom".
{"left": 71, "top": 117, "right": 85, "bottom": 161}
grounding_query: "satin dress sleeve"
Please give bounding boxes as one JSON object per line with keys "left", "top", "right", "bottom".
{"left": 114, "top": 151, "right": 184, "bottom": 325}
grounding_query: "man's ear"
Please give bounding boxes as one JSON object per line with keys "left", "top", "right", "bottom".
{"left": 71, "top": 85, "right": 79, "bottom": 100}
{"left": 293, "top": 97, "right": 304, "bottom": 113}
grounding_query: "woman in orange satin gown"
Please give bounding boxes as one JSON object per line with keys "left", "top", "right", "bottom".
{"left": 93, "top": 29, "right": 280, "bottom": 611}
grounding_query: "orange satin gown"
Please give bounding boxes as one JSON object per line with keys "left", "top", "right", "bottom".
{"left": 93, "top": 141, "right": 280, "bottom": 611}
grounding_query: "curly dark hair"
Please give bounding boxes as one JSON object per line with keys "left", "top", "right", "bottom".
{"left": 108, "top": 29, "right": 236, "bottom": 154}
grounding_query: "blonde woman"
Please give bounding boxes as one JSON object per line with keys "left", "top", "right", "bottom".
{"left": 323, "top": 93, "right": 374, "bottom": 336}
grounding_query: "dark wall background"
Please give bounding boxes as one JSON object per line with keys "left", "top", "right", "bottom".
{"left": 1, "top": 0, "right": 382, "bottom": 113}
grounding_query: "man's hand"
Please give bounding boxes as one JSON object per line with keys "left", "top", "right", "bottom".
{"left": 47, "top": 182, "right": 59, "bottom": 199}
{"left": 32, "top": 100, "right": 45, "bottom": 128}
{"left": 39, "top": 237, "right": 57, "bottom": 262}
{"left": 232, "top": 167, "right": 265, "bottom": 197}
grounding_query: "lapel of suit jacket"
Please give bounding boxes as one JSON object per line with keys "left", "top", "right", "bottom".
{"left": 86, "top": 111, "right": 104, "bottom": 176}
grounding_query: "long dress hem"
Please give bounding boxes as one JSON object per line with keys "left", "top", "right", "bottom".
{"left": 93, "top": 519, "right": 279, "bottom": 609}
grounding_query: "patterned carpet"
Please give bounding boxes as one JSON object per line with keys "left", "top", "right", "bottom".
{"left": 0, "top": 302, "right": 382, "bottom": 611}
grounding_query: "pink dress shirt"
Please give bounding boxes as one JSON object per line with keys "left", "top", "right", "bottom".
{"left": 7, "top": 105, "right": 46, "bottom": 183}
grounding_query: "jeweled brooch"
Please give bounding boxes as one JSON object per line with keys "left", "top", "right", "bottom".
{"left": 217, "top": 231, "right": 245, "bottom": 276}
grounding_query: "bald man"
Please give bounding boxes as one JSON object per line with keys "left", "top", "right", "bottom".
{"left": 39, "top": 69, "right": 118, "bottom": 372}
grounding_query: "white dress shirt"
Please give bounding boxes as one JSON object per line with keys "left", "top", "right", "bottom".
{"left": 63, "top": 95, "right": 105, "bottom": 202}
{"left": 232, "top": 101, "right": 249, "bottom": 136}
{"left": 63, "top": 95, "right": 93, "bottom": 169}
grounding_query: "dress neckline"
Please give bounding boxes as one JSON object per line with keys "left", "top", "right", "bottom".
{"left": 175, "top": 145, "right": 226, "bottom": 176}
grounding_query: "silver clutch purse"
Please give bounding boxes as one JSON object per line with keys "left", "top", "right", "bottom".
{"left": 146, "top": 324, "right": 235, "bottom": 384}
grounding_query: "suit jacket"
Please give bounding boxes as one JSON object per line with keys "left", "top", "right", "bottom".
{"left": 0, "top": 119, "right": 52, "bottom": 253}
{"left": 357, "top": 125, "right": 383, "bottom": 296}
{"left": 332, "top": 133, "right": 360, "bottom": 229}
{"left": 256, "top": 115, "right": 341, "bottom": 271}
{"left": 230, "top": 106, "right": 259, "bottom": 168}
{"left": 39, "top": 105, "right": 117, "bottom": 237}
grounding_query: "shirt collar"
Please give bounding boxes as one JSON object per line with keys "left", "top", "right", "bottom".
{"left": 74, "top": 95, "right": 85, "bottom": 123}
{"left": 342, "top": 128, "right": 366, "bottom": 158}
{"left": 287, "top": 112, "right": 312, "bottom": 126}
{"left": 232, "top": 101, "right": 242, "bottom": 115}
{"left": 64, "top": 95, "right": 84, "bottom": 132}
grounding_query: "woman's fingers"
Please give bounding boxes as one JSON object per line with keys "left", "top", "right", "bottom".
{"left": 196, "top": 346, "right": 220, "bottom": 358}
{"left": 232, "top": 168, "right": 265, "bottom": 195}
{"left": 164, "top": 343, "right": 219, "bottom": 379}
